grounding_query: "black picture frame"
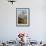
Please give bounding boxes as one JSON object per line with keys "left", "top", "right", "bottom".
{"left": 16, "top": 8, "right": 30, "bottom": 27}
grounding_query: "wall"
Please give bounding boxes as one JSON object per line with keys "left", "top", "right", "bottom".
{"left": 0, "top": 0, "right": 46, "bottom": 42}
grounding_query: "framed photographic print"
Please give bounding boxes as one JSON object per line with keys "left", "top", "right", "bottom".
{"left": 16, "top": 8, "right": 30, "bottom": 27}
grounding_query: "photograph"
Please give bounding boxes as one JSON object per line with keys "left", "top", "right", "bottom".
{"left": 16, "top": 8, "right": 30, "bottom": 26}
